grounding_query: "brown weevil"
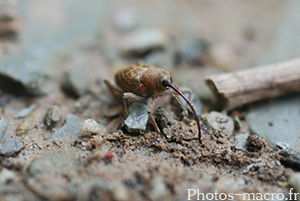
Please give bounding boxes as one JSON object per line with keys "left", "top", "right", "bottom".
{"left": 104, "top": 64, "right": 202, "bottom": 143}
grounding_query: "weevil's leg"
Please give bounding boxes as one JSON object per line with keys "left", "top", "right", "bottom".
{"left": 147, "top": 98, "right": 161, "bottom": 134}
{"left": 122, "top": 92, "right": 147, "bottom": 117}
{"left": 104, "top": 79, "right": 123, "bottom": 102}
{"left": 148, "top": 113, "right": 161, "bottom": 134}
{"left": 168, "top": 89, "right": 188, "bottom": 116}
{"left": 179, "top": 87, "right": 192, "bottom": 103}
{"left": 179, "top": 87, "right": 193, "bottom": 116}
{"left": 173, "top": 87, "right": 199, "bottom": 126}
{"left": 164, "top": 87, "right": 192, "bottom": 102}
{"left": 166, "top": 87, "right": 193, "bottom": 115}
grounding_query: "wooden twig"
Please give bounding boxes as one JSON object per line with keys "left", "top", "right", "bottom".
{"left": 205, "top": 58, "right": 300, "bottom": 110}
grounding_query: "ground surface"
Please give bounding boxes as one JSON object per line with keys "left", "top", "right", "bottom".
{"left": 0, "top": 1, "right": 300, "bottom": 201}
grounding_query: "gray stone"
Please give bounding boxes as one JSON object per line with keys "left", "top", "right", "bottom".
{"left": 202, "top": 111, "right": 234, "bottom": 137}
{"left": 61, "top": 69, "right": 90, "bottom": 97}
{"left": 247, "top": 95, "right": 300, "bottom": 150}
{"left": 44, "top": 105, "right": 62, "bottom": 127}
{"left": 50, "top": 114, "right": 81, "bottom": 140}
{"left": 234, "top": 134, "right": 248, "bottom": 151}
{"left": 0, "top": 0, "right": 110, "bottom": 96}
{"left": 124, "top": 102, "right": 149, "bottom": 133}
{"left": 0, "top": 118, "right": 9, "bottom": 140}
{"left": 27, "top": 152, "right": 72, "bottom": 176}
{"left": 0, "top": 57, "right": 49, "bottom": 96}
{"left": 120, "top": 28, "right": 168, "bottom": 55}
{"left": 26, "top": 152, "right": 77, "bottom": 201}
{"left": 0, "top": 138, "right": 22, "bottom": 156}
{"left": 14, "top": 104, "right": 37, "bottom": 119}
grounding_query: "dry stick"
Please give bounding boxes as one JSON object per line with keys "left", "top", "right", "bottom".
{"left": 205, "top": 58, "right": 300, "bottom": 110}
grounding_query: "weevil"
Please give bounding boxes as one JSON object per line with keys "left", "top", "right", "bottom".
{"left": 104, "top": 64, "right": 202, "bottom": 143}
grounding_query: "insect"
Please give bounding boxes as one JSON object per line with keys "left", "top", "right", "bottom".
{"left": 104, "top": 64, "right": 202, "bottom": 143}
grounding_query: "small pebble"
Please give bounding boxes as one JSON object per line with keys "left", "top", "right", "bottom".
{"left": 276, "top": 141, "right": 290, "bottom": 149}
{"left": 202, "top": 111, "right": 234, "bottom": 137}
{"left": 0, "top": 138, "right": 23, "bottom": 157}
{"left": 144, "top": 132, "right": 153, "bottom": 140}
{"left": 80, "top": 119, "right": 106, "bottom": 135}
{"left": 120, "top": 28, "right": 168, "bottom": 55}
{"left": 44, "top": 105, "right": 62, "bottom": 127}
{"left": 124, "top": 102, "right": 149, "bottom": 133}
{"left": 16, "top": 121, "right": 33, "bottom": 135}
{"left": 234, "top": 134, "right": 248, "bottom": 151}
{"left": 50, "top": 114, "right": 81, "bottom": 140}
{"left": 14, "top": 104, "right": 37, "bottom": 119}
{"left": 61, "top": 69, "right": 90, "bottom": 97}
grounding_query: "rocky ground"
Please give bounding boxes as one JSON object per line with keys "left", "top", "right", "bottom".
{"left": 1, "top": 1, "right": 300, "bottom": 201}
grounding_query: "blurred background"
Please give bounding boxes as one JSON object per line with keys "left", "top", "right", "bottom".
{"left": 1, "top": 0, "right": 300, "bottom": 101}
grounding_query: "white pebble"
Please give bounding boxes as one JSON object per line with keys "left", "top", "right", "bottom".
{"left": 80, "top": 119, "right": 106, "bottom": 134}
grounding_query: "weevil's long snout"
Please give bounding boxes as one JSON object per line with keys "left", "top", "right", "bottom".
{"left": 168, "top": 83, "right": 202, "bottom": 143}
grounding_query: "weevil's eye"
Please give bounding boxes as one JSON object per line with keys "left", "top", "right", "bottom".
{"left": 161, "top": 79, "right": 169, "bottom": 88}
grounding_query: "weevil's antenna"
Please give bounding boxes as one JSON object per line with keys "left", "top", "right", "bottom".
{"left": 167, "top": 83, "right": 202, "bottom": 143}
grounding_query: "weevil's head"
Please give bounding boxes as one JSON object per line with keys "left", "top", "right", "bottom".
{"left": 140, "top": 67, "right": 172, "bottom": 96}
{"left": 140, "top": 65, "right": 202, "bottom": 142}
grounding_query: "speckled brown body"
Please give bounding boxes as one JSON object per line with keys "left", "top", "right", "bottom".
{"left": 115, "top": 64, "right": 171, "bottom": 98}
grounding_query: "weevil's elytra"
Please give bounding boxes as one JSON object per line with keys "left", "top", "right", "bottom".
{"left": 115, "top": 65, "right": 147, "bottom": 94}
{"left": 106, "top": 64, "right": 202, "bottom": 143}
